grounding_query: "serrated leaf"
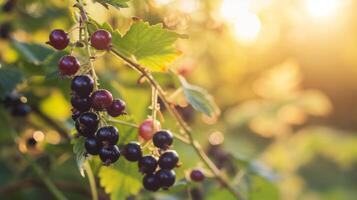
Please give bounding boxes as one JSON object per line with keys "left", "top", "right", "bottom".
{"left": 179, "top": 76, "right": 220, "bottom": 117}
{"left": 0, "top": 66, "right": 24, "bottom": 99}
{"left": 93, "top": 0, "right": 130, "bottom": 9}
{"left": 99, "top": 160, "right": 142, "bottom": 200}
{"left": 72, "top": 137, "right": 86, "bottom": 177}
{"left": 89, "top": 19, "right": 184, "bottom": 72}
{"left": 11, "top": 39, "right": 54, "bottom": 65}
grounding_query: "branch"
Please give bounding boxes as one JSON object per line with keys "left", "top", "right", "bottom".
{"left": 110, "top": 49, "right": 245, "bottom": 200}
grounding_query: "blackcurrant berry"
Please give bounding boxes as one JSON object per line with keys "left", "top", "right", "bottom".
{"left": 99, "top": 145, "right": 120, "bottom": 165}
{"left": 26, "top": 137, "right": 37, "bottom": 148}
{"left": 11, "top": 103, "right": 31, "bottom": 117}
{"left": 71, "top": 75, "right": 94, "bottom": 97}
{"left": 58, "top": 55, "right": 80, "bottom": 76}
{"left": 190, "top": 169, "right": 205, "bottom": 182}
{"left": 85, "top": 137, "right": 101, "bottom": 155}
{"left": 153, "top": 130, "right": 173, "bottom": 150}
{"left": 90, "top": 89, "right": 113, "bottom": 111}
{"left": 75, "top": 112, "right": 99, "bottom": 137}
{"left": 2, "top": 94, "right": 21, "bottom": 107}
{"left": 96, "top": 126, "right": 119, "bottom": 146}
{"left": 155, "top": 169, "right": 176, "bottom": 189}
{"left": 107, "top": 99, "right": 126, "bottom": 117}
{"left": 158, "top": 150, "right": 179, "bottom": 170}
{"left": 48, "top": 29, "right": 70, "bottom": 50}
{"left": 0, "top": 23, "right": 12, "bottom": 39}
{"left": 139, "top": 119, "right": 161, "bottom": 141}
{"left": 138, "top": 155, "right": 158, "bottom": 174}
{"left": 143, "top": 174, "right": 160, "bottom": 192}
{"left": 71, "top": 95, "right": 91, "bottom": 112}
{"left": 122, "top": 142, "right": 142, "bottom": 162}
{"left": 91, "top": 29, "right": 112, "bottom": 50}
{"left": 71, "top": 109, "right": 82, "bottom": 121}
{"left": 3, "top": 0, "right": 16, "bottom": 12}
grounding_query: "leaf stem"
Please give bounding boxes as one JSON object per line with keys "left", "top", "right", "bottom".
{"left": 110, "top": 48, "right": 245, "bottom": 200}
{"left": 84, "top": 162, "right": 99, "bottom": 200}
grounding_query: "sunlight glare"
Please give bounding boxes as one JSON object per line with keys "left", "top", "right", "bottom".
{"left": 154, "top": 0, "right": 172, "bottom": 6}
{"left": 233, "top": 12, "right": 261, "bottom": 44}
{"left": 305, "top": 0, "right": 338, "bottom": 17}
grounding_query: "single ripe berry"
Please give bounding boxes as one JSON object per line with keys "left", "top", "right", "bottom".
{"left": 26, "top": 137, "right": 37, "bottom": 148}
{"left": 122, "top": 142, "right": 142, "bottom": 162}
{"left": 3, "top": 94, "right": 22, "bottom": 107}
{"left": 99, "top": 145, "right": 120, "bottom": 165}
{"left": 155, "top": 169, "right": 176, "bottom": 189}
{"left": 143, "top": 174, "right": 160, "bottom": 192}
{"left": 71, "top": 109, "right": 82, "bottom": 121}
{"left": 138, "top": 155, "right": 158, "bottom": 174}
{"left": 11, "top": 103, "right": 31, "bottom": 117}
{"left": 90, "top": 89, "right": 113, "bottom": 111}
{"left": 75, "top": 112, "right": 99, "bottom": 137}
{"left": 190, "top": 169, "right": 205, "bottom": 182}
{"left": 91, "top": 29, "right": 112, "bottom": 50}
{"left": 107, "top": 99, "right": 126, "bottom": 117}
{"left": 158, "top": 150, "right": 179, "bottom": 170}
{"left": 58, "top": 55, "right": 80, "bottom": 76}
{"left": 139, "top": 119, "right": 161, "bottom": 141}
{"left": 71, "top": 96, "right": 91, "bottom": 112}
{"left": 48, "top": 29, "right": 70, "bottom": 50}
{"left": 71, "top": 75, "right": 94, "bottom": 97}
{"left": 96, "top": 126, "right": 119, "bottom": 146}
{"left": 85, "top": 137, "right": 101, "bottom": 155}
{"left": 153, "top": 130, "right": 173, "bottom": 150}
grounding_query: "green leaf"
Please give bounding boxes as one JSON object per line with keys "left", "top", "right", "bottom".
{"left": 248, "top": 175, "right": 279, "bottom": 200}
{"left": 179, "top": 76, "right": 220, "bottom": 117}
{"left": 0, "top": 66, "right": 24, "bottom": 99}
{"left": 108, "top": 115, "right": 138, "bottom": 144}
{"left": 93, "top": 0, "right": 130, "bottom": 9}
{"left": 99, "top": 160, "right": 142, "bottom": 200}
{"left": 71, "top": 136, "right": 86, "bottom": 177}
{"left": 89, "top": 19, "right": 184, "bottom": 72}
{"left": 11, "top": 39, "right": 54, "bottom": 65}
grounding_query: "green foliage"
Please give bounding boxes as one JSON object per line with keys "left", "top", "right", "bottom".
{"left": 248, "top": 175, "right": 279, "bottom": 200}
{"left": 89, "top": 20, "right": 184, "bottom": 71}
{"left": 93, "top": 0, "right": 130, "bottom": 9}
{"left": 11, "top": 39, "right": 54, "bottom": 66}
{"left": 72, "top": 136, "right": 86, "bottom": 177}
{"left": 0, "top": 66, "right": 24, "bottom": 99}
{"left": 179, "top": 75, "right": 220, "bottom": 117}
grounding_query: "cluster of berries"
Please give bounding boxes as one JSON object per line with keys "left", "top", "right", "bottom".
{"left": 47, "top": 28, "right": 126, "bottom": 165}
{"left": 1, "top": 93, "right": 31, "bottom": 117}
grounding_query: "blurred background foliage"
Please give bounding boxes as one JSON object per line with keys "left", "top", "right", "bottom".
{"left": 1, "top": 0, "right": 357, "bottom": 199}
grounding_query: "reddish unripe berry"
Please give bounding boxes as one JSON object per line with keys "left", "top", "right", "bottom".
{"left": 107, "top": 99, "right": 126, "bottom": 117}
{"left": 91, "top": 29, "right": 112, "bottom": 50}
{"left": 58, "top": 55, "right": 80, "bottom": 76}
{"left": 139, "top": 119, "right": 161, "bottom": 141}
{"left": 48, "top": 29, "right": 70, "bottom": 50}
{"left": 190, "top": 169, "right": 205, "bottom": 182}
{"left": 90, "top": 89, "right": 113, "bottom": 110}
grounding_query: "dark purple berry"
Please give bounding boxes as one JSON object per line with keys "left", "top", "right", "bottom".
{"left": 122, "top": 142, "right": 142, "bottom": 162}
{"left": 99, "top": 145, "right": 120, "bottom": 165}
{"left": 90, "top": 89, "right": 113, "bottom": 111}
{"left": 58, "top": 55, "right": 80, "bottom": 76}
{"left": 11, "top": 104, "right": 31, "bottom": 117}
{"left": 0, "top": 23, "right": 12, "bottom": 39}
{"left": 158, "top": 150, "right": 179, "bottom": 170}
{"left": 155, "top": 169, "right": 176, "bottom": 189}
{"left": 190, "top": 169, "right": 205, "bottom": 182}
{"left": 96, "top": 126, "right": 119, "bottom": 146}
{"left": 85, "top": 137, "right": 101, "bottom": 155}
{"left": 71, "top": 109, "right": 82, "bottom": 121}
{"left": 48, "top": 29, "right": 70, "bottom": 50}
{"left": 138, "top": 155, "right": 158, "bottom": 174}
{"left": 153, "top": 130, "right": 173, "bottom": 150}
{"left": 71, "top": 75, "right": 94, "bottom": 97}
{"left": 91, "top": 29, "right": 112, "bottom": 50}
{"left": 75, "top": 112, "right": 99, "bottom": 137}
{"left": 143, "top": 174, "right": 160, "bottom": 192}
{"left": 3, "top": 0, "right": 16, "bottom": 12}
{"left": 107, "top": 99, "right": 126, "bottom": 117}
{"left": 71, "top": 95, "right": 91, "bottom": 112}
{"left": 26, "top": 137, "right": 37, "bottom": 148}
{"left": 3, "top": 94, "right": 21, "bottom": 107}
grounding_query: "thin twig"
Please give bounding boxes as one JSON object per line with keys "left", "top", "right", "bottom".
{"left": 84, "top": 162, "right": 99, "bottom": 200}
